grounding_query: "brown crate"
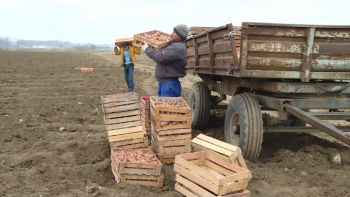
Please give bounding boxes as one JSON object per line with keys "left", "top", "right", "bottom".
{"left": 175, "top": 174, "right": 251, "bottom": 197}
{"left": 109, "top": 136, "right": 149, "bottom": 149}
{"left": 150, "top": 96, "right": 190, "bottom": 117}
{"left": 114, "top": 37, "right": 134, "bottom": 47}
{"left": 174, "top": 151, "right": 251, "bottom": 196}
{"left": 101, "top": 92, "right": 141, "bottom": 130}
{"left": 191, "top": 134, "right": 247, "bottom": 169}
{"left": 156, "top": 153, "right": 177, "bottom": 164}
{"left": 151, "top": 133, "right": 191, "bottom": 155}
{"left": 111, "top": 162, "right": 163, "bottom": 187}
{"left": 107, "top": 126, "right": 145, "bottom": 142}
{"left": 111, "top": 148, "right": 162, "bottom": 176}
{"left": 151, "top": 118, "right": 191, "bottom": 141}
{"left": 134, "top": 30, "right": 171, "bottom": 49}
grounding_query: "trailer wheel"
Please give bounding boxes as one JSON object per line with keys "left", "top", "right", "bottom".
{"left": 281, "top": 109, "right": 309, "bottom": 126}
{"left": 188, "top": 82, "right": 210, "bottom": 129}
{"left": 224, "top": 94, "right": 263, "bottom": 162}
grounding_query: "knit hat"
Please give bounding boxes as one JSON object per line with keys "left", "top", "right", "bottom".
{"left": 173, "top": 24, "right": 188, "bottom": 40}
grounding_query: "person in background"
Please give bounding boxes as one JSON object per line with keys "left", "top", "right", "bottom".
{"left": 114, "top": 42, "right": 141, "bottom": 92}
{"left": 141, "top": 24, "right": 188, "bottom": 97}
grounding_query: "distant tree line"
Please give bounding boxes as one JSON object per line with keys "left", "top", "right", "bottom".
{"left": 16, "top": 40, "right": 74, "bottom": 49}
{"left": 0, "top": 38, "right": 14, "bottom": 49}
{"left": 0, "top": 37, "right": 112, "bottom": 50}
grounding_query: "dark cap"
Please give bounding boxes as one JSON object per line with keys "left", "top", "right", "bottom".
{"left": 123, "top": 42, "right": 129, "bottom": 47}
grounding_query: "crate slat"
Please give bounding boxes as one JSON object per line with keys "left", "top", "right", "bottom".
{"left": 110, "top": 137, "right": 149, "bottom": 149}
{"left": 192, "top": 134, "right": 246, "bottom": 168}
{"left": 105, "top": 109, "right": 140, "bottom": 119}
{"left": 151, "top": 134, "right": 191, "bottom": 154}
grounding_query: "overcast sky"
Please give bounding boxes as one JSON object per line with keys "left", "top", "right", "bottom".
{"left": 1, "top": 0, "right": 349, "bottom": 44}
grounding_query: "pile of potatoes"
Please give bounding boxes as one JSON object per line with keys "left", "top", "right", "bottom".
{"left": 137, "top": 31, "right": 171, "bottom": 44}
{"left": 152, "top": 98, "right": 187, "bottom": 109}
{"left": 115, "top": 149, "right": 159, "bottom": 164}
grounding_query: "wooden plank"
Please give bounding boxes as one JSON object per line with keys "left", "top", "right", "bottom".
{"left": 104, "top": 109, "right": 140, "bottom": 119}
{"left": 101, "top": 93, "right": 139, "bottom": 104}
{"left": 176, "top": 174, "right": 216, "bottom": 197}
{"left": 192, "top": 138, "right": 234, "bottom": 157}
{"left": 105, "top": 115, "right": 140, "bottom": 125}
{"left": 107, "top": 126, "right": 143, "bottom": 136}
{"left": 235, "top": 155, "right": 247, "bottom": 169}
{"left": 204, "top": 159, "right": 235, "bottom": 176}
{"left": 103, "top": 100, "right": 138, "bottom": 108}
{"left": 193, "top": 144, "right": 232, "bottom": 163}
{"left": 217, "top": 180, "right": 249, "bottom": 196}
{"left": 174, "top": 183, "right": 199, "bottom": 197}
{"left": 104, "top": 102, "right": 140, "bottom": 113}
{"left": 108, "top": 132, "right": 145, "bottom": 142}
{"left": 195, "top": 134, "right": 241, "bottom": 156}
{"left": 201, "top": 165, "right": 226, "bottom": 179}
{"left": 105, "top": 121, "right": 141, "bottom": 131}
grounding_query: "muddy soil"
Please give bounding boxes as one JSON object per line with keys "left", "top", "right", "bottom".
{"left": 0, "top": 50, "right": 349, "bottom": 197}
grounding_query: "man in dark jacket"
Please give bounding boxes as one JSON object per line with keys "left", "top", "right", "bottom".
{"left": 141, "top": 24, "right": 188, "bottom": 97}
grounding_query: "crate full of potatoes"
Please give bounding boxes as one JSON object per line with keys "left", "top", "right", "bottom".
{"left": 133, "top": 30, "right": 171, "bottom": 50}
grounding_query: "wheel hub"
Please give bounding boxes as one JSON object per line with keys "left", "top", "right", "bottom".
{"left": 229, "top": 112, "right": 240, "bottom": 145}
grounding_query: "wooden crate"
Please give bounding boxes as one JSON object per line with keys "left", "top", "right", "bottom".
{"left": 151, "top": 134, "right": 191, "bottom": 155}
{"left": 156, "top": 152, "right": 177, "bottom": 164}
{"left": 107, "top": 126, "right": 145, "bottom": 142}
{"left": 151, "top": 121, "right": 191, "bottom": 141}
{"left": 133, "top": 30, "right": 171, "bottom": 49}
{"left": 111, "top": 161, "right": 163, "bottom": 187}
{"left": 101, "top": 93, "right": 141, "bottom": 130}
{"left": 192, "top": 134, "right": 247, "bottom": 169}
{"left": 175, "top": 174, "right": 251, "bottom": 197}
{"left": 115, "top": 37, "right": 134, "bottom": 47}
{"left": 110, "top": 148, "right": 162, "bottom": 175}
{"left": 150, "top": 113, "right": 191, "bottom": 130}
{"left": 150, "top": 96, "right": 191, "bottom": 117}
{"left": 109, "top": 136, "right": 149, "bottom": 149}
{"left": 174, "top": 151, "right": 251, "bottom": 196}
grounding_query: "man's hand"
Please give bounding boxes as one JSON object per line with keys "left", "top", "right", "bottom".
{"left": 141, "top": 41, "right": 149, "bottom": 53}
{"left": 114, "top": 44, "right": 120, "bottom": 50}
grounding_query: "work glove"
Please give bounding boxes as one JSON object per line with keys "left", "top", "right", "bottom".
{"left": 141, "top": 41, "right": 149, "bottom": 53}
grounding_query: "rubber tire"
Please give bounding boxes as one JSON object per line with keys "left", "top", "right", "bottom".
{"left": 281, "top": 109, "right": 309, "bottom": 126}
{"left": 187, "top": 82, "right": 210, "bottom": 130}
{"left": 224, "top": 94, "right": 263, "bottom": 162}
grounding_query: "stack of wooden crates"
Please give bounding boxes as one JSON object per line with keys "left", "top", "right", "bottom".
{"left": 140, "top": 96, "right": 151, "bottom": 136}
{"left": 150, "top": 96, "right": 192, "bottom": 164}
{"left": 174, "top": 134, "right": 252, "bottom": 197}
{"left": 101, "top": 92, "right": 164, "bottom": 187}
{"left": 101, "top": 92, "right": 148, "bottom": 149}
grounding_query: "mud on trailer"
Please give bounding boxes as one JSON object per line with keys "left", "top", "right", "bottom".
{"left": 185, "top": 22, "right": 350, "bottom": 161}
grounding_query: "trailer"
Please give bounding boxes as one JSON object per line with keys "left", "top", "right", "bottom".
{"left": 185, "top": 22, "right": 350, "bottom": 161}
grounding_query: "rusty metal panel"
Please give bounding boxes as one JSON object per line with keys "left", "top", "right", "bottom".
{"left": 241, "top": 22, "right": 350, "bottom": 80}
